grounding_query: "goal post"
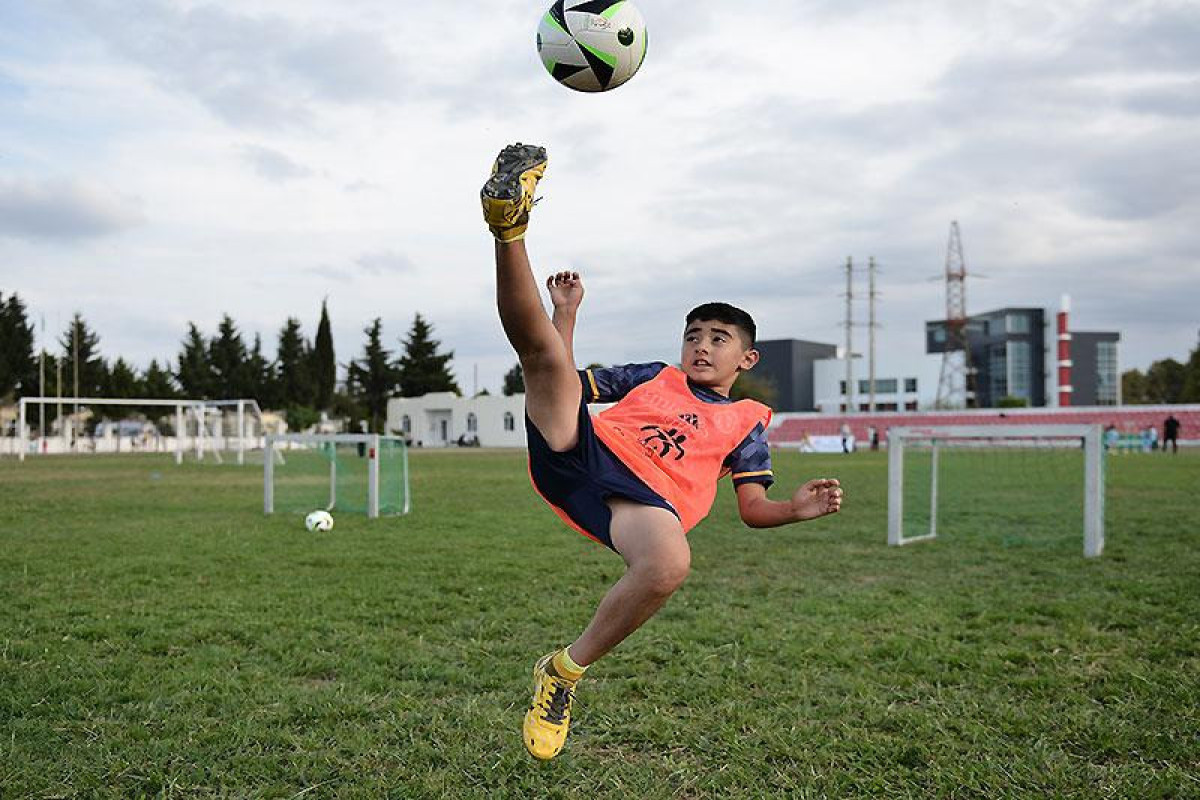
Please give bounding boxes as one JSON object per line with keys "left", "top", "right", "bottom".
{"left": 263, "top": 433, "right": 410, "bottom": 519}
{"left": 887, "top": 424, "right": 1105, "bottom": 557}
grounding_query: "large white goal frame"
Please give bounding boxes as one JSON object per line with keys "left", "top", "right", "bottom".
{"left": 263, "top": 433, "right": 411, "bottom": 519}
{"left": 887, "top": 424, "right": 1105, "bottom": 558}
{"left": 15, "top": 396, "right": 267, "bottom": 464}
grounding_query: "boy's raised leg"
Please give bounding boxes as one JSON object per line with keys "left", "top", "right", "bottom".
{"left": 483, "top": 144, "right": 582, "bottom": 452}
{"left": 494, "top": 240, "right": 582, "bottom": 452}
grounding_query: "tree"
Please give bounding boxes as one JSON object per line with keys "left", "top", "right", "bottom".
{"left": 1180, "top": 336, "right": 1200, "bottom": 403}
{"left": 347, "top": 318, "right": 399, "bottom": 433}
{"left": 177, "top": 323, "right": 214, "bottom": 398}
{"left": 731, "top": 371, "right": 777, "bottom": 406}
{"left": 60, "top": 313, "right": 107, "bottom": 397}
{"left": 311, "top": 300, "right": 336, "bottom": 411}
{"left": 245, "top": 334, "right": 274, "bottom": 406}
{"left": 502, "top": 362, "right": 525, "bottom": 396}
{"left": 1121, "top": 368, "right": 1150, "bottom": 404}
{"left": 1145, "top": 358, "right": 1186, "bottom": 404}
{"left": 275, "top": 317, "right": 314, "bottom": 408}
{"left": 0, "top": 292, "right": 37, "bottom": 401}
{"left": 141, "top": 359, "right": 178, "bottom": 399}
{"left": 396, "top": 313, "right": 459, "bottom": 397}
{"left": 209, "top": 314, "right": 249, "bottom": 398}
{"left": 106, "top": 357, "right": 140, "bottom": 399}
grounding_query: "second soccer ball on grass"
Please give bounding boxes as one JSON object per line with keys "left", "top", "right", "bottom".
{"left": 305, "top": 510, "right": 334, "bottom": 532}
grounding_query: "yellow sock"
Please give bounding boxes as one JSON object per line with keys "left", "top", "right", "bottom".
{"left": 553, "top": 647, "right": 587, "bottom": 681}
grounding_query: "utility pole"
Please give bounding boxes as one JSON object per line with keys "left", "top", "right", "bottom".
{"left": 38, "top": 316, "right": 45, "bottom": 441}
{"left": 868, "top": 257, "right": 878, "bottom": 413}
{"left": 844, "top": 257, "right": 855, "bottom": 413}
{"left": 935, "top": 222, "right": 976, "bottom": 408}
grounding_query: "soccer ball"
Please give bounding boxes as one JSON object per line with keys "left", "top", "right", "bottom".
{"left": 537, "top": 0, "right": 647, "bottom": 93}
{"left": 305, "top": 510, "right": 334, "bottom": 532}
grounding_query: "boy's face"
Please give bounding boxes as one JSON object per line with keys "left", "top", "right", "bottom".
{"left": 680, "top": 319, "right": 759, "bottom": 391}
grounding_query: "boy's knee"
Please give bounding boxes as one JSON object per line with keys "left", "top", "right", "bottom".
{"left": 638, "top": 551, "right": 691, "bottom": 597}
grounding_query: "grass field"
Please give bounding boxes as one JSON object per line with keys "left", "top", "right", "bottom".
{"left": 1, "top": 448, "right": 1197, "bottom": 798}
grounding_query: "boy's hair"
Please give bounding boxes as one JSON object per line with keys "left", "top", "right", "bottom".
{"left": 685, "top": 302, "right": 757, "bottom": 347}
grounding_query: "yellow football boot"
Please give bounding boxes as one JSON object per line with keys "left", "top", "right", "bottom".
{"left": 481, "top": 143, "right": 547, "bottom": 243}
{"left": 522, "top": 651, "right": 578, "bottom": 760}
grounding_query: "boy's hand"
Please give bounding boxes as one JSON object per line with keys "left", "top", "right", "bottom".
{"left": 547, "top": 271, "right": 584, "bottom": 312}
{"left": 790, "top": 478, "right": 843, "bottom": 521}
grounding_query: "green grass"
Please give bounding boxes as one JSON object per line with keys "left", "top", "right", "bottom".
{"left": 1, "top": 449, "right": 1197, "bottom": 798}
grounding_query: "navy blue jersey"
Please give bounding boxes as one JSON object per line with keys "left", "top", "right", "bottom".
{"left": 580, "top": 362, "right": 774, "bottom": 490}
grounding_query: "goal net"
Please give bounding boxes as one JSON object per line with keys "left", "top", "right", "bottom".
{"left": 887, "top": 425, "right": 1105, "bottom": 557}
{"left": 263, "top": 434, "right": 410, "bottom": 519}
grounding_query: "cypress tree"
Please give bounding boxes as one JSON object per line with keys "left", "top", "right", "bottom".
{"left": 311, "top": 300, "right": 336, "bottom": 410}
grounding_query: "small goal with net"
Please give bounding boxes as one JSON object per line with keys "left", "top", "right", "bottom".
{"left": 263, "top": 434, "right": 410, "bottom": 519}
{"left": 887, "top": 424, "right": 1105, "bottom": 557}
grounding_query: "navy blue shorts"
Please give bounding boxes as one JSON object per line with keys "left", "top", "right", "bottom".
{"left": 526, "top": 400, "right": 677, "bottom": 552}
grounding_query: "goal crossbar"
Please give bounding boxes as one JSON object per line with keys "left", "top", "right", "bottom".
{"left": 887, "top": 424, "right": 1104, "bottom": 557}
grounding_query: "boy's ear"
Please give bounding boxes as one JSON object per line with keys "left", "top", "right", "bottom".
{"left": 738, "top": 348, "right": 760, "bottom": 371}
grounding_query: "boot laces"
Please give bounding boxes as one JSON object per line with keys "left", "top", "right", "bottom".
{"left": 540, "top": 680, "right": 573, "bottom": 725}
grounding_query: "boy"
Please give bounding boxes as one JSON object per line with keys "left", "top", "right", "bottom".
{"left": 481, "top": 143, "right": 844, "bottom": 760}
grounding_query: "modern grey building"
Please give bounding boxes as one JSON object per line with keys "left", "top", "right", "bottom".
{"left": 1071, "top": 331, "right": 1121, "bottom": 405}
{"left": 753, "top": 339, "right": 839, "bottom": 411}
{"left": 926, "top": 306, "right": 1120, "bottom": 408}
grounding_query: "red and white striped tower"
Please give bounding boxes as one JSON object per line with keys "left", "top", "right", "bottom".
{"left": 1057, "top": 294, "right": 1072, "bottom": 407}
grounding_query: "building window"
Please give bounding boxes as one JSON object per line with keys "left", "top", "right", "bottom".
{"left": 401, "top": 415, "right": 411, "bottom": 434}
{"left": 989, "top": 345, "right": 1008, "bottom": 401}
{"left": 857, "top": 378, "right": 898, "bottom": 395}
{"left": 1096, "top": 341, "right": 1119, "bottom": 405}
{"left": 1007, "top": 340, "right": 1032, "bottom": 400}
{"left": 503, "top": 411, "right": 515, "bottom": 432}
{"left": 467, "top": 413, "right": 477, "bottom": 433}
{"left": 904, "top": 378, "right": 918, "bottom": 393}
{"left": 1007, "top": 313, "right": 1031, "bottom": 334}
{"left": 839, "top": 380, "right": 847, "bottom": 395}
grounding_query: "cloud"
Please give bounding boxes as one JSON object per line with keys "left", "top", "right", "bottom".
{"left": 239, "top": 144, "right": 312, "bottom": 182}
{"left": 64, "top": 0, "right": 406, "bottom": 129}
{"left": 355, "top": 249, "right": 415, "bottom": 276}
{"left": 0, "top": 178, "right": 142, "bottom": 242}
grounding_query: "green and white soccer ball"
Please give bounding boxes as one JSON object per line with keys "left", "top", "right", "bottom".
{"left": 537, "top": 0, "right": 647, "bottom": 93}
{"left": 305, "top": 510, "right": 334, "bottom": 532}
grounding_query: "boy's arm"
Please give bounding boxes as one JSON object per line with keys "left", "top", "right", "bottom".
{"left": 735, "top": 479, "right": 843, "bottom": 529}
{"left": 546, "top": 271, "right": 584, "bottom": 365}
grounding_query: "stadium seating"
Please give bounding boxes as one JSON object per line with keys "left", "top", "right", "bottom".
{"left": 769, "top": 406, "right": 1200, "bottom": 446}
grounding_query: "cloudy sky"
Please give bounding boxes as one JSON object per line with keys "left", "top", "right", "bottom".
{"left": 2, "top": 0, "right": 1197, "bottom": 395}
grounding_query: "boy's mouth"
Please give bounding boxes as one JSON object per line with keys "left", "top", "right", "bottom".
{"left": 692, "top": 359, "right": 712, "bottom": 368}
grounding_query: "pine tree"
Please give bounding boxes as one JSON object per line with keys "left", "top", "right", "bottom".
{"left": 0, "top": 293, "right": 37, "bottom": 401}
{"left": 59, "top": 313, "right": 107, "bottom": 397}
{"left": 502, "top": 362, "right": 525, "bottom": 396}
{"left": 396, "top": 313, "right": 459, "bottom": 397}
{"left": 311, "top": 300, "right": 336, "bottom": 411}
{"left": 105, "top": 358, "right": 139, "bottom": 418}
{"left": 177, "top": 323, "right": 214, "bottom": 398}
{"left": 209, "top": 314, "right": 249, "bottom": 398}
{"left": 141, "top": 359, "right": 178, "bottom": 399}
{"left": 245, "top": 334, "right": 273, "bottom": 406}
{"left": 275, "top": 317, "right": 314, "bottom": 408}
{"left": 347, "top": 318, "right": 398, "bottom": 433}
